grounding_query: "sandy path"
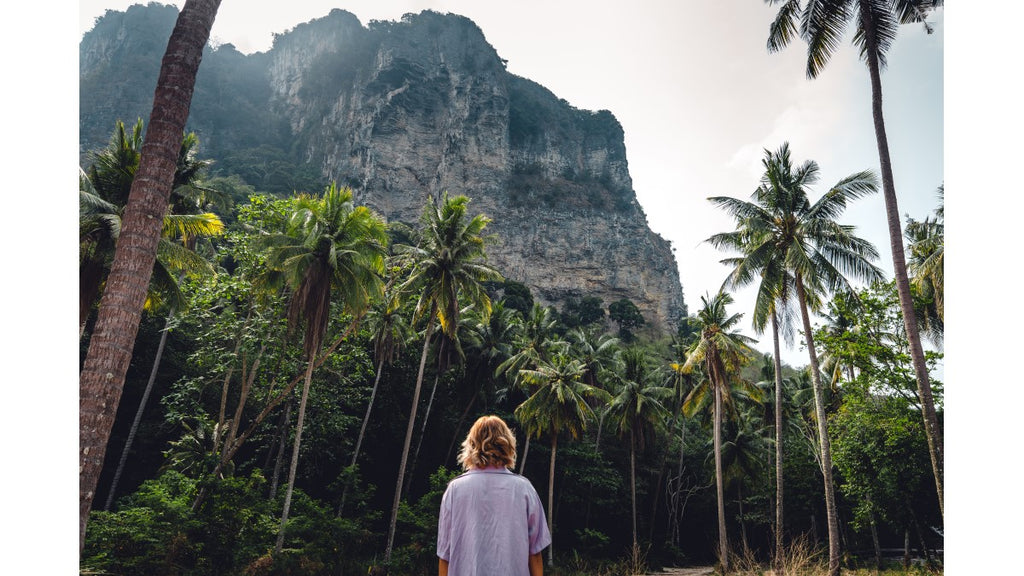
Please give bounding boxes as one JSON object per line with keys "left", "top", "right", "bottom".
{"left": 646, "top": 568, "right": 715, "bottom": 576}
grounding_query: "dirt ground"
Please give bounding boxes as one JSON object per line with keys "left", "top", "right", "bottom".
{"left": 646, "top": 568, "right": 716, "bottom": 576}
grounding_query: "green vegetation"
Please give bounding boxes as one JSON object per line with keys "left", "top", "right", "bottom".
{"left": 79, "top": 5, "right": 943, "bottom": 575}
{"left": 78, "top": 123, "right": 944, "bottom": 576}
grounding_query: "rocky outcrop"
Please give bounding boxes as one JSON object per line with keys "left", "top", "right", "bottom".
{"left": 79, "top": 7, "right": 686, "bottom": 330}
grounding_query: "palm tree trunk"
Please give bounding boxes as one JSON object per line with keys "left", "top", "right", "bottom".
{"left": 862, "top": 5, "right": 943, "bottom": 519}
{"left": 630, "top": 429, "right": 638, "bottom": 552}
{"left": 713, "top": 372, "right": 729, "bottom": 573}
{"left": 518, "top": 435, "right": 530, "bottom": 474}
{"left": 547, "top": 432, "right": 558, "bottom": 567}
{"left": 340, "top": 359, "right": 385, "bottom": 515}
{"left": 385, "top": 312, "right": 436, "bottom": 564}
{"left": 648, "top": 454, "right": 667, "bottom": 545}
{"left": 672, "top": 410, "right": 687, "bottom": 547}
{"left": 445, "top": 388, "right": 480, "bottom": 466}
{"left": 771, "top": 312, "right": 785, "bottom": 568}
{"left": 274, "top": 354, "right": 316, "bottom": 553}
{"left": 738, "top": 483, "right": 748, "bottom": 553}
{"left": 79, "top": 0, "right": 222, "bottom": 551}
{"left": 269, "top": 398, "right": 293, "bottom": 500}
{"left": 795, "top": 275, "right": 841, "bottom": 576}
{"left": 406, "top": 370, "right": 443, "bottom": 497}
{"left": 103, "top": 307, "right": 175, "bottom": 511}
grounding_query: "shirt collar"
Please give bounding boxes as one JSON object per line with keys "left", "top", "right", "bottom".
{"left": 466, "top": 465, "right": 512, "bottom": 474}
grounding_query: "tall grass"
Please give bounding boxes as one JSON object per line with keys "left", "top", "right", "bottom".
{"left": 720, "top": 533, "right": 941, "bottom": 575}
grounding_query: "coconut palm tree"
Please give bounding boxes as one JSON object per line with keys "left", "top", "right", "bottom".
{"left": 681, "top": 291, "right": 757, "bottom": 573}
{"left": 604, "top": 348, "right": 671, "bottom": 553}
{"left": 905, "top": 185, "right": 943, "bottom": 345}
{"left": 709, "top": 197, "right": 798, "bottom": 567}
{"left": 764, "top": 0, "right": 944, "bottom": 522}
{"left": 707, "top": 142, "right": 883, "bottom": 575}
{"left": 90, "top": 122, "right": 227, "bottom": 512}
{"left": 384, "top": 192, "right": 501, "bottom": 564}
{"left": 720, "top": 410, "right": 770, "bottom": 554}
{"left": 515, "top": 353, "right": 611, "bottom": 566}
{"left": 339, "top": 273, "right": 411, "bottom": 515}
{"left": 443, "top": 300, "right": 521, "bottom": 464}
{"left": 79, "top": 121, "right": 224, "bottom": 337}
{"left": 259, "top": 183, "right": 388, "bottom": 553}
{"left": 568, "top": 327, "right": 621, "bottom": 451}
{"left": 80, "top": 0, "right": 223, "bottom": 550}
{"left": 497, "top": 303, "right": 567, "bottom": 472}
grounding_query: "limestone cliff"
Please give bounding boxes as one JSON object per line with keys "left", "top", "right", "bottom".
{"left": 79, "top": 7, "right": 686, "bottom": 330}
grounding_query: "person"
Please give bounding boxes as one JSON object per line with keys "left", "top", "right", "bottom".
{"left": 437, "top": 415, "right": 551, "bottom": 576}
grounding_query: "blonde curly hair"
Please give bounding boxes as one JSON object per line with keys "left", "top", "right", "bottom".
{"left": 457, "top": 415, "right": 518, "bottom": 471}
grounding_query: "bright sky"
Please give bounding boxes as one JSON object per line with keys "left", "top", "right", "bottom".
{"left": 7, "top": 1, "right": 1020, "bottom": 572}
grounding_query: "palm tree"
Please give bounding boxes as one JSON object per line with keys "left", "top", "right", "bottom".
{"left": 79, "top": 121, "right": 224, "bottom": 337}
{"left": 905, "top": 185, "right": 943, "bottom": 345}
{"left": 384, "top": 192, "right": 501, "bottom": 564}
{"left": 340, "top": 273, "right": 411, "bottom": 515}
{"left": 707, "top": 142, "right": 883, "bottom": 575}
{"left": 497, "top": 303, "right": 567, "bottom": 472}
{"left": 764, "top": 0, "right": 944, "bottom": 520}
{"left": 710, "top": 209, "right": 798, "bottom": 567}
{"left": 90, "top": 123, "right": 226, "bottom": 512}
{"left": 444, "top": 301, "right": 520, "bottom": 463}
{"left": 79, "top": 0, "right": 223, "bottom": 550}
{"left": 604, "top": 348, "right": 671, "bottom": 553}
{"left": 681, "top": 291, "right": 757, "bottom": 573}
{"left": 515, "top": 353, "right": 611, "bottom": 566}
{"left": 260, "top": 183, "right": 388, "bottom": 553}
{"left": 567, "top": 327, "right": 620, "bottom": 451}
{"left": 720, "top": 410, "right": 770, "bottom": 554}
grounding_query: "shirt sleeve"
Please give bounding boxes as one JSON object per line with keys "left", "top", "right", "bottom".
{"left": 437, "top": 484, "right": 452, "bottom": 560}
{"left": 526, "top": 483, "right": 552, "bottom": 555}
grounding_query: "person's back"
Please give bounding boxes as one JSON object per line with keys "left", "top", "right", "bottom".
{"left": 437, "top": 416, "right": 550, "bottom": 576}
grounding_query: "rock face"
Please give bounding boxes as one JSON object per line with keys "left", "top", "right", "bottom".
{"left": 79, "top": 8, "right": 686, "bottom": 330}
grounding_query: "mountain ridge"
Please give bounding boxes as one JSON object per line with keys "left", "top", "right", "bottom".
{"left": 79, "top": 5, "right": 687, "bottom": 329}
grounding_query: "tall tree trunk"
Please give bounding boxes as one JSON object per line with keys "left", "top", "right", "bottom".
{"left": 738, "top": 483, "right": 748, "bottom": 553}
{"left": 795, "top": 275, "right": 841, "bottom": 576}
{"left": 103, "top": 307, "right": 174, "bottom": 511}
{"left": 867, "top": 495, "right": 881, "bottom": 570}
{"left": 406, "top": 370, "right": 443, "bottom": 497}
{"left": 630, "top": 429, "right": 638, "bottom": 552}
{"left": 903, "top": 528, "right": 911, "bottom": 568}
{"left": 648, "top": 452, "right": 667, "bottom": 545}
{"left": 190, "top": 324, "right": 358, "bottom": 512}
{"left": 518, "top": 435, "right": 530, "bottom": 475}
{"left": 385, "top": 311, "right": 436, "bottom": 564}
{"left": 771, "top": 312, "right": 785, "bottom": 569}
{"left": 269, "top": 399, "right": 293, "bottom": 501}
{"left": 275, "top": 355, "right": 316, "bottom": 553}
{"left": 671, "top": 410, "right": 688, "bottom": 547}
{"left": 79, "top": 0, "right": 222, "bottom": 551}
{"left": 445, "top": 388, "right": 480, "bottom": 466}
{"left": 221, "top": 343, "right": 264, "bottom": 474}
{"left": 340, "top": 359, "right": 385, "bottom": 516}
{"left": 862, "top": 4, "right": 943, "bottom": 518}
{"left": 547, "top": 433, "right": 558, "bottom": 567}
{"left": 713, "top": 375, "right": 729, "bottom": 573}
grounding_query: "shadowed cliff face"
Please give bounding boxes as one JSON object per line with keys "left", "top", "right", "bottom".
{"left": 79, "top": 7, "right": 686, "bottom": 330}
